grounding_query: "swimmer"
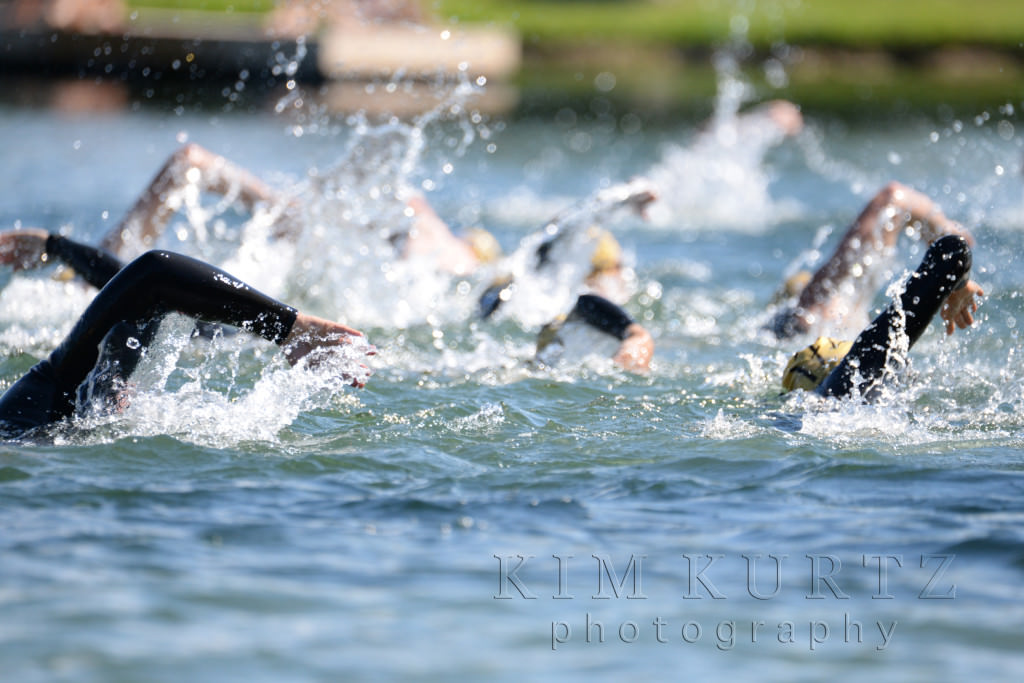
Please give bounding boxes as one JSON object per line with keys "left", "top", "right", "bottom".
{"left": 771, "top": 182, "right": 977, "bottom": 339}
{"left": 535, "top": 294, "right": 653, "bottom": 373}
{"left": 699, "top": 99, "right": 804, "bottom": 142}
{"left": 781, "top": 234, "right": 982, "bottom": 400}
{"left": 98, "top": 143, "right": 286, "bottom": 258}
{"left": 98, "top": 143, "right": 500, "bottom": 274}
{"left": 0, "top": 230, "right": 372, "bottom": 438}
{"left": 643, "top": 99, "right": 803, "bottom": 228}
{"left": 478, "top": 178, "right": 658, "bottom": 318}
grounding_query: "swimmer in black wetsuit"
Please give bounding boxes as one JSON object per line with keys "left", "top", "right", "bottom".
{"left": 781, "top": 234, "right": 982, "bottom": 400}
{"left": 0, "top": 230, "right": 372, "bottom": 438}
{"left": 535, "top": 294, "right": 654, "bottom": 373}
{"left": 477, "top": 179, "right": 657, "bottom": 319}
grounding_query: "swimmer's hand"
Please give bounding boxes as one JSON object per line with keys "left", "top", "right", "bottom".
{"left": 612, "top": 323, "right": 654, "bottom": 373}
{"left": 941, "top": 280, "right": 984, "bottom": 335}
{"left": 621, "top": 178, "right": 658, "bottom": 220}
{"left": 594, "top": 178, "right": 658, "bottom": 221}
{"left": 751, "top": 100, "right": 804, "bottom": 138}
{"left": 0, "top": 228, "right": 49, "bottom": 271}
{"left": 282, "top": 312, "right": 376, "bottom": 387}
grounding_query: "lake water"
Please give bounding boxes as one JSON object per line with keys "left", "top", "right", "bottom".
{"left": 1, "top": 73, "right": 1024, "bottom": 681}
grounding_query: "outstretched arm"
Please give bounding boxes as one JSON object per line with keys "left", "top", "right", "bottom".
{"left": 0, "top": 248, "right": 374, "bottom": 435}
{"left": 0, "top": 229, "right": 124, "bottom": 289}
{"left": 99, "top": 143, "right": 286, "bottom": 259}
{"left": 0, "top": 228, "right": 49, "bottom": 271}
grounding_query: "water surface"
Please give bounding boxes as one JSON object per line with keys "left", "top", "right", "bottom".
{"left": 1, "top": 81, "right": 1023, "bottom": 681}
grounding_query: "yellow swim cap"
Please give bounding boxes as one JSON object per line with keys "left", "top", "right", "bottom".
{"left": 465, "top": 227, "right": 502, "bottom": 264}
{"left": 782, "top": 336, "right": 852, "bottom": 392}
{"left": 587, "top": 227, "right": 622, "bottom": 273}
{"left": 779, "top": 269, "right": 812, "bottom": 299}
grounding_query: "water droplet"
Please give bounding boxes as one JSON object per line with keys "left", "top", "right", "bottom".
{"left": 594, "top": 71, "right": 616, "bottom": 93}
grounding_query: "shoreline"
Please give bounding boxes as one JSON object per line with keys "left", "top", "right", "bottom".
{"left": 1, "top": 16, "right": 1020, "bottom": 120}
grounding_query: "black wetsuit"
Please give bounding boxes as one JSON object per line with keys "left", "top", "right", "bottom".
{"left": 817, "top": 234, "right": 972, "bottom": 399}
{"left": 536, "top": 293, "right": 636, "bottom": 362}
{"left": 567, "top": 294, "right": 635, "bottom": 340}
{"left": 0, "top": 237, "right": 297, "bottom": 437}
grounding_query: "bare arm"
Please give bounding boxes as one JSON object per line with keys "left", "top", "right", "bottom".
{"left": 738, "top": 100, "right": 804, "bottom": 139}
{"left": 100, "top": 143, "right": 285, "bottom": 259}
{"left": 795, "top": 182, "right": 975, "bottom": 325}
{"left": 0, "top": 228, "right": 49, "bottom": 270}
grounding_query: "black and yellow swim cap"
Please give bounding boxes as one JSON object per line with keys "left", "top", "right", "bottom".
{"left": 782, "top": 336, "right": 852, "bottom": 392}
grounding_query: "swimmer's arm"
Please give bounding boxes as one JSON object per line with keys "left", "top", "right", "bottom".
{"left": 100, "top": 143, "right": 286, "bottom": 258}
{"left": 876, "top": 181, "right": 975, "bottom": 247}
{"left": 569, "top": 294, "right": 653, "bottom": 372}
{"left": 941, "top": 280, "right": 984, "bottom": 335}
{"left": 591, "top": 177, "right": 658, "bottom": 220}
{"left": 0, "top": 229, "right": 125, "bottom": 289}
{"left": 740, "top": 100, "right": 803, "bottom": 138}
{"left": 793, "top": 182, "right": 974, "bottom": 322}
{"left": 612, "top": 323, "right": 654, "bottom": 373}
{"left": 0, "top": 228, "right": 49, "bottom": 271}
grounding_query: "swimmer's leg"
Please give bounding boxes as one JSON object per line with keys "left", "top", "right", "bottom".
{"left": 817, "top": 235, "right": 972, "bottom": 399}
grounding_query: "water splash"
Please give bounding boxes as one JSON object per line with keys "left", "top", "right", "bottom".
{"left": 644, "top": 52, "right": 802, "bottom": 231}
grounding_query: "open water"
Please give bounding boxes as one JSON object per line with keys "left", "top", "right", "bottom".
{"left": 1, "top": 72, "right": 1024, "bottom": 681}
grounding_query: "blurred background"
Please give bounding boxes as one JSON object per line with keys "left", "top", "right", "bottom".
{"left": 2, "top": 0, "right": 1022, "bottom": 120}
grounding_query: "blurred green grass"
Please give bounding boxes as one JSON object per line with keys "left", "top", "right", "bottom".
{"left": 120, "top": 1, "right": 1024, "bottom": 116}
{"left": 126, "top": 0, "right": 1024, "bottom": 49}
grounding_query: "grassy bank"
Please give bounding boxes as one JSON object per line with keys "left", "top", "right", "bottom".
{"left": 127, "top": 0, "right": 1024, "bottom": 51}
{"left": 435, "top": 0, "right": 1024, "bottom": 50}
{"left": 435, "top": 0, "right": 1024, "bottom": 118}
{"left": 116, "top": 1, "right": 1024, "bottom": 117}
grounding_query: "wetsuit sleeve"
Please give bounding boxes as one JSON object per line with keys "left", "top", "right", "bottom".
{"left": 568, "top": 294, "right": 635, "bottom": 340}
{"left": 45, "top": 234, "right": 125, "bottom": 289}
{"left": 817, "top": 234, "right": 972, "bottom": 399}
{"left": 0, "top": 250, "right": 298, "bottom": 433}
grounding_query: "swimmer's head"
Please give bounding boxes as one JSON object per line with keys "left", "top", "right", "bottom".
{"left": 782, "top": 336, "right": 852, "bottom": 392}
{"left": 587, "top": 227, "right": 622, "bottom": 275}
{"left": 465, "top": 227, "right": 502, "bottom": 264}
{"left": 773, "top": 269, "right": 812, "bottom": 303}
